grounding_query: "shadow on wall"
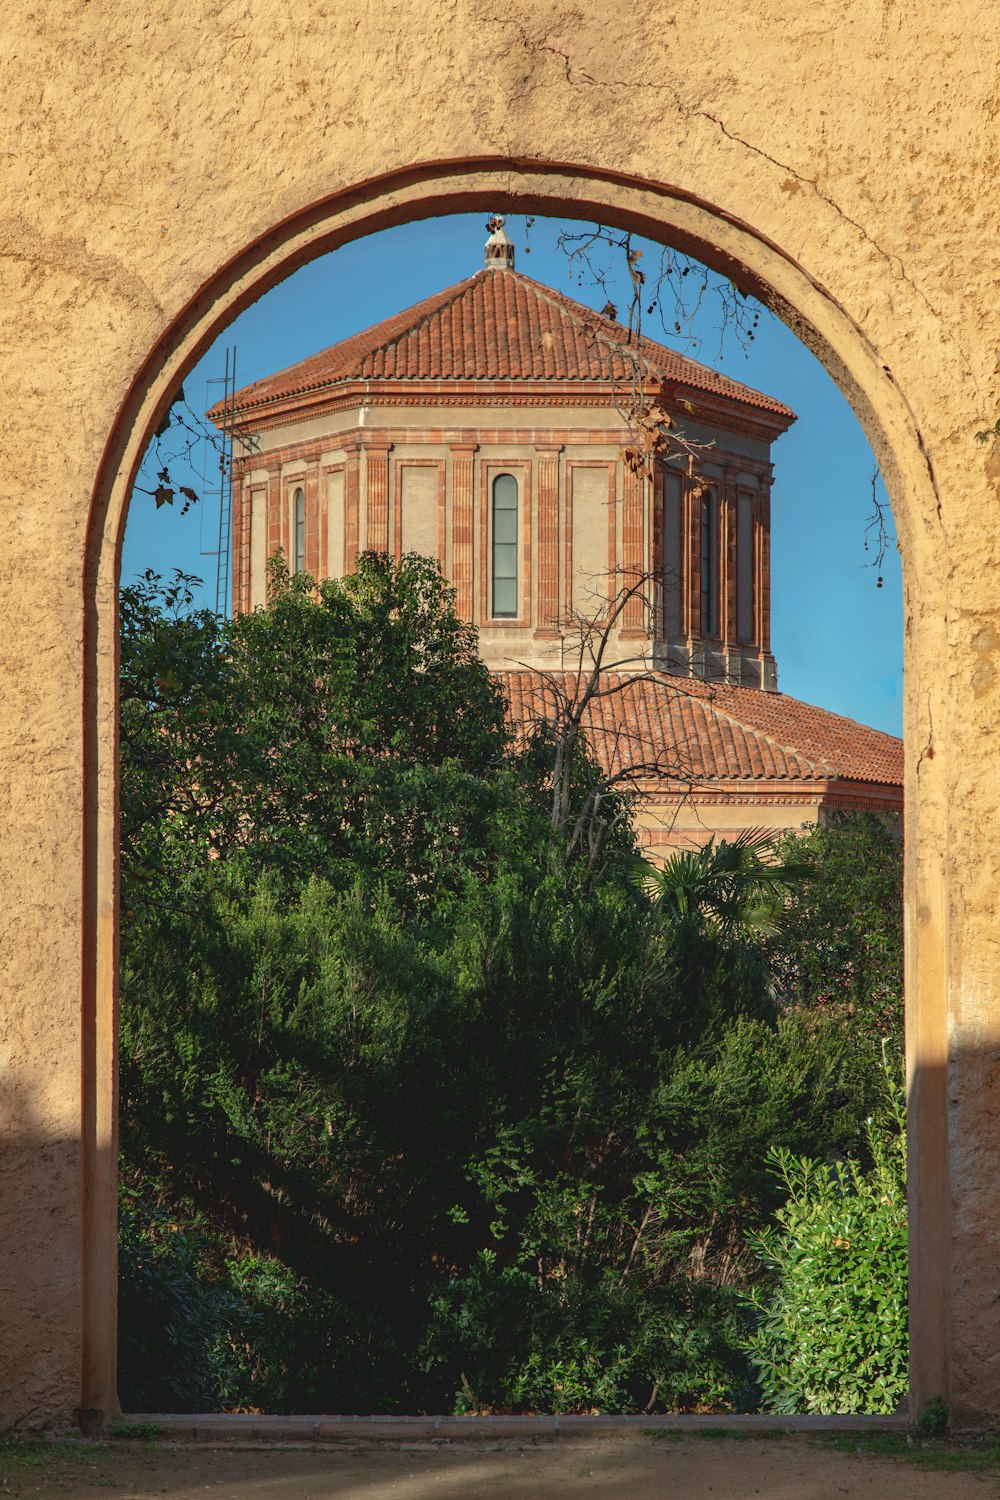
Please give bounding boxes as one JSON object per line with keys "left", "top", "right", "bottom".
{"left": 0, "top": 1072, "right": 83, "bottom": 1429}
{"left": 0, "top": 1050, "right": 989, "bottom": 1430}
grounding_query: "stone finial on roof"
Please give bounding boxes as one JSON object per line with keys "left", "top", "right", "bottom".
{"left": 484, "top": 214, "right": 515, "bottom": 271}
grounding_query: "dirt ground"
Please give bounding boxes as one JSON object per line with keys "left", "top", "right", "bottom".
{"left": 2, "top": 1436, "right": 999, "bottom": 1500}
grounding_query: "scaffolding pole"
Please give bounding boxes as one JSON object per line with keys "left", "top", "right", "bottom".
{"left": 213, "top": 347, "right": 237, "bottom": 618}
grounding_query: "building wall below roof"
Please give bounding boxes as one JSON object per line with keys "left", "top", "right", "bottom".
{"left": 233, "top": 409, "right": 776, "bottom": 685}
{"left": 634, "top": 781, "right": 903, "bottom": 857}
{"left": 671, "top": 417, "right": 773, "bottom": 464}
{"left": 247, "top": 402, "right": 775, "bottom": 464}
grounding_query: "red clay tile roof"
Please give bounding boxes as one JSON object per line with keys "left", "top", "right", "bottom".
{"left": 220, "top": 269, "right": 795, "bottom": 423}
{"left": 498, "top": 670, "right": 902, "bottom": 788}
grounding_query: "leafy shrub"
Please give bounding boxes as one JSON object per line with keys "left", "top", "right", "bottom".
{"left": 120, "top": 863, "right": 881, "bottom": 1412}
{"left": 119, "top": 1190, "right": 398, "bottom": 1414}
{"left": 743, "top": 1067, "right": 907, "bottom": 1414}
{"left": 209, "top": 1252, "right": 406, "bottom": 1415}
{"left": 420, "top": 1250, "right": 749, "bottom": 1414}
{"left": 117, "top": 1190, "right": 245, "bottom": 1412}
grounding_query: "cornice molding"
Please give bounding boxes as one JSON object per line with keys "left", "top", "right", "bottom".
{"left": 224, "top": 378, "right": 788, "bottom": 447}
{"left": 635, "top": 780, "right": 904, "bottom": 806}
{"left": 235, "top": 426, "right": 776, "bottom": 477}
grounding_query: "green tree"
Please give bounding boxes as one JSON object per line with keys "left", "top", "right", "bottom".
{"left": 772, "top": 815, "right": 903, "bottom": 1047}
{"left": 120, "top": 553, "right": 527, "bottom": 915}
{"left": 118, "top": 560, "right": 897, "bottom": 1415}
{"left": 121, "top": 861, "right": 874, "bottom": 1413}
{"left": 632, "top": 828, "right": 812, "bottom": 940}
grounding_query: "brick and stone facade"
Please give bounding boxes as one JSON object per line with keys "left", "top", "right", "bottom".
{"left": 212, "top": 227, "right": 902, "bottom": 853}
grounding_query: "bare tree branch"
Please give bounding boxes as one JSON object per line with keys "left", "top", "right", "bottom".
{"left": 504, "top": 570, "right": 711, "bottom": 875}
{"left": 863, "top": 465, "right": 894, "bottom": 588}
{"left": 554, "top": 224, "right": 764, "bottom": 365}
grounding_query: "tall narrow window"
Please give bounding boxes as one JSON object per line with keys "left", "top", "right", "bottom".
{"left": 492, "top": 473, "right": 518, "bottom": 618}
{"left": 736, "top": 491, "right": 755, "bottom": 644}
{"left": 700, "top": 489, "right": 719, "bottom": 636}
{"left": 293, "top": 486, "right": 305, "bottom": 574}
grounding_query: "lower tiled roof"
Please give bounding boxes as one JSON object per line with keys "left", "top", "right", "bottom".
{"left": 497, "top": 671, "right": 903, "bottom": 789}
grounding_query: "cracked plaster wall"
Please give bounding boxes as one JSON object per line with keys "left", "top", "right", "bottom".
{"left": 1, "top": 0, "right": 999, "bottom": 1429}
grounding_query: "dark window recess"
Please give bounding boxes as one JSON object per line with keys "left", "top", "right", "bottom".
{"left": 700, "top": 490, "right": 719, "bottom": 636}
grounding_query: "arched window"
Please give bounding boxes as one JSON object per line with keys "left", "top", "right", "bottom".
{"left": 293, "top": 486, "right": 305, "bottom": 574}
{"left": 700, "top": 488, "right": 719, "bottom": 637}
{"left": 492, "top": 473, "right": 518, "bottom": 618}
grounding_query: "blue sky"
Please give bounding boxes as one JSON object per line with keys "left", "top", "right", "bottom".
{"left": 121, "top": 213, "right": 903, "bottom": 736}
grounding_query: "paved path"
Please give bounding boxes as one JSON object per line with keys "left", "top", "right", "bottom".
{"left": 4, "top": 1435, "right": 998, "bottom": 1499}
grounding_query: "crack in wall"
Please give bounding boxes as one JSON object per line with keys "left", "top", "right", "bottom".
{"left": 540, "top": 44, "right": 589, "bottom": 86}
{"left": 693, "top": 109, "right": 947, "bottom": 330}
{"left": 487, "top": 24, "right": 950, "bottom": 524}
{"left": 917, "top": 693, "right": 935, "bottom": 778}
{"left": 493, "top": 23, "right": 945, "bottom": 329}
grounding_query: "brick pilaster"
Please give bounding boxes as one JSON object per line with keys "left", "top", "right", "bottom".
{"left": 723, "top": 474, "right": 738, "bottom": 645}
{"left": 534, "top": 445, "right": 562, "bottom": 636}
{"left": 305, "top": 464, "right": 320, "bottom": 577}
{"left": 344, "top": 440, "right": 362, "bottom": 571}
{"left": 266, "top": 467, "right": 282, "bottom": 592}
{"left": 365, "top": 442, "right": 392, "bottom": 555}
{"left": 450, "top": 444, "right": 476, "bottom": 622}
{"left": 238, "top": 482, "right": 250, "bottom": 614}
{"left": 318, "top": 472, "right": 329, "bottom": 584}
{"left": 758, "top": 476, "right": 772, "bottom": 655}
{"left": 684, "top": 474, "right": 700, "bottom": 639}
{"left": 620, "top": 465, "right": 646, "bottom": 635}
{"left": 651, "top": 461, "right": 664, "bottom": 639}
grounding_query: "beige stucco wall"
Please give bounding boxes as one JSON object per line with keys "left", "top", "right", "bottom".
{"left": 2, "top": 0, "right": 998, "bottom": 1430}
{"left": 637, "top": 788, "right": 904, "bottom": 857}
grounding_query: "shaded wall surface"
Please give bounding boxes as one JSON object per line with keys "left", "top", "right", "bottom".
{"left": 1, "top": 0, "right": 998, "bottom": 1430}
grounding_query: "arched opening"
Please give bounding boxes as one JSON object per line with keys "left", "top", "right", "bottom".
{"left": 83, "top": 161, "right": 946, "bottom": 1422}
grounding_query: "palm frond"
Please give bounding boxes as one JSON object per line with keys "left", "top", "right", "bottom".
{"left": 631, "top": 828, "right": 814, "bottom": 939}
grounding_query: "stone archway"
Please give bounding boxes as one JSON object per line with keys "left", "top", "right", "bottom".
{"left": 3, "top": 4, "right": 998, "bottom": 1432}
{"left": 83, "top": 161, "right": 941, "bottom": 1424}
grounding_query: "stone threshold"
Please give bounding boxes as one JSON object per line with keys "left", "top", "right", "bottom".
{"left": 122, "top": 1412, "right": 912, "bottom": 1444}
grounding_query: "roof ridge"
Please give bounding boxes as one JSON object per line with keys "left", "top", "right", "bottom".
{"left": 501, "top": 270, "right": 790, "bottom": 412}
{"left": 359, "top": 271, "right": 484, "bottom": 367}
{"left": 494, "top": 668, "right": 901, "bottom": 786}
{"left": 497, "top": 271, "right": 657, "bottom": 373}
{"left": 225, "top": 273, "right": 483, "bottom": 411}
{"left": 708, "top": 680, "right": 903, "bottom": 747}
{"left": 501, "top": 272, "right": 704, "bottom": 396}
